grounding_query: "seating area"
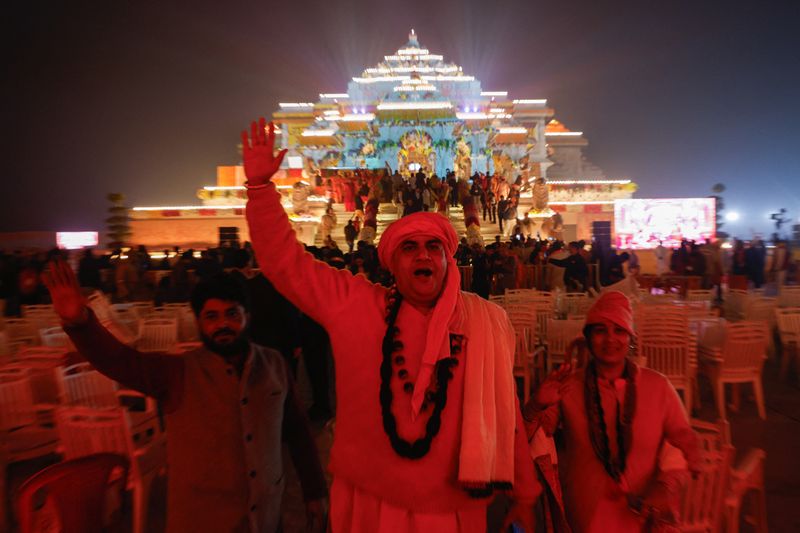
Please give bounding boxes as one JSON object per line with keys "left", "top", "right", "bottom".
{"left": 492, "top": 280, "right": 794, "bottom": 532}
{"left": 1, "top": 279, "right": 799, "bottom": 531}
{"left": 0, "top": 296, "right": 196, "bottom": 531}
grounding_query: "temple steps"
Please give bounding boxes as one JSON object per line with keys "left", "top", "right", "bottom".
{"left": 312, "top": 198, "right": 531, "bottom": 250}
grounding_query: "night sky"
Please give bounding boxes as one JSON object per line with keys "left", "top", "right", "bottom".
{"left": 4, "top": 1, "right": 799, "bottom": 238}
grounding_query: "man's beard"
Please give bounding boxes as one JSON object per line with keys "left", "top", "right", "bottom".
{"left": 200, "top": 327, "right": 250, "bottom": 357}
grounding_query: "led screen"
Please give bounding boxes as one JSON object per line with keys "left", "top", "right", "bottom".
{"left": 614, "top": 198, "right": 715, "bottom": 249}
{"left": 56, "top": 232, "right": 99, "bottom": 250}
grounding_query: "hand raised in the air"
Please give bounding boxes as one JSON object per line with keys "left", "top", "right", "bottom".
{"left": 240, "top": 117, "right": 288, "bottom": 186}
{"left": 532, "top": 363, "right": 572, "bottom": 408}
{"left": 43, "top": 259, "right": 89, "bottom": 325}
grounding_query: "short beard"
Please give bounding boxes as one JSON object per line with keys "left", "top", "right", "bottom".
{"left": 200, "top": 329, "right": 250, "bottom": 358}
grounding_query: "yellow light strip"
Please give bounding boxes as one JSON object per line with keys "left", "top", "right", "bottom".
{"left": 548, "top": 201, "right": 615, "bottom": 205}
{"left": 546, "top": 131, "right": 584, "bottom": 136}
{"left": 341, "top": 113, "right": 375, "bottom": 121}
{"left": 301, "top": 129, "right": 336, "bottom": 137}
{"left": 377, "top": 101, "right": 452, "bottom": 110}
{"left": 397, "top": 48, "right": 429, "bottom": 55}
{"left": 132, "top": 205, "right": 246, "bottom": 211}
{"left": 353, "top": 75, "right": 410, "bottom": 83}
{"left": 547, "top": 179, "right": 631, "bottom": 185}
{"left": 420, "top": 75, "right": 474, "bottom": 82}
{"left": 513, "top": 99, "right": 547, "bottom": 105}
{"left": 497, "top": 127, "right": 528, "bottom": 134}
{"left": 481, "top": 91, "right": 508, "bottom": 97}
{"left": 456, "top": 112, "right": 490, "bottom": 120}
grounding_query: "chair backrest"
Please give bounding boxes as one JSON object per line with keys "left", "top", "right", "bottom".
{"left": 3, "top": 318, "right": 39, "bottom": 346}
{"left": 744, "top": 297, "right": 777, "bottom": 327}
{"left": 0, "top": 369, "right": 37, "bottom": 431}
{"left": 15, "top": 453, "right": 130, "bottom": 533}
{"left": 775, "top": 307, "right": 800, "bottom": 345}
{"left": 21, "top": 304, "right": 54, "bottom": 316}
{"left": 561, "top": 293, "right": 592, "bottom": 317}
{"left": 129, "top": 301, "right": 155, "bottom": 319}
{"left": 86, "top": 291, "right": 114, "bottom": 322}
{"left": 676, "top": 300, "right": 714, "bottom": 319}
{"left": 546, "top": 318, "right": 585, "bottom": 357}
{"left": 40, "top": 326, "right": 76, "bottom": 350}
{"left": 145, "top": 307, "right": 180, "bottom": 321}
{"left": 59, "top": 363, "right": 119, "bottom": 408}
{"left": 638, "top": 333, "right": 690, "bottom": 379}
{"left": 778, "top": 285, "right": 800, "bottom": 308}
{"left": 488, "top": 294, "right": 506, "bottom": 306}
{"left": 721, "top": 321, "right": 769, "bottom": 370}
{"left": 17, "top": 346, "right": 68, "bottom": 362}
{"left": 691, "top": 417, "right": 732, "bottom": 452}
{"left": 137, "top": 318, "right": 178, "bottom": 352}
{"left": 724, "top": 289, "right": 751, "bottom": 321}
{"left": 513, "top": 329, "right": 531, "bottom": 367}
{"left": 175, "top": 306, "right": 199, "bottom": 342}
{"left": 635, "top": 304, "right": 689, "bottom": 337}
{"left": 56, "top": 407, "right": 135, "bottom": 461}
{"left": 680, "top": 445, "right": 734, "bottom": 532}
{"left": 685, "top": 289, "right": 715, "bottom": 302}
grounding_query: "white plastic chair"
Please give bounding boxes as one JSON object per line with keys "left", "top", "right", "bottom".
{"left": 680, "top": 441, "right": 735, "bottom": 533}
{"left": 3, "top": 318, "right": 39, "bottom": 349}
{"left": 544, "top": 318, "right": 584, "bottom": 373}
{"left": 686, "top": 289, "right": 715, "bottom": 302}
{"left": 56, "top": 406, "right": 166, "bottom": 533}
{"left": 136, "top": 318, "right": 178, "bottom": 353}
{"left": 58, "top": 362, "right": 119, "bottom": 408}
{"left": 638, "top": 332, "right": 693, "bottom": 414}
{"left": 775, "top": 307, "right": 800, "bottom": 380}
{"left": 699, "top": 321, "right": 769, "bottom": 420}
{"left": 86, "top": 291, "right": 115, "bottom": 322}
{"left": 723, "top": 289, "right": 751, "bottom": 321}
{"left": 40, "top": 326, "right": 76, "bottom": 350}
{"left": 512, "top": 329, "right": 541, "bottom": 402}
{"left": 691, "top": 418, "right": 768, "bottom": 533}
{"left": 560, "top": 292, "right": 592, "bottom": 318}
{"left": 778, "top": 285, "right": 800, "bottom": 308}
{"left": 0, "top": 369, "right": 60, "bottom": 519}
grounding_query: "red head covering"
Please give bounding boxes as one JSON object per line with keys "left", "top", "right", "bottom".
{"left": 584, "top": 291, "right": 635, "bottom": 336}
{"left": 378, "top": 212, "right": 460, "bottom": 417}
{"left": 377, "top": 211, "right": 458, "bottom": 269}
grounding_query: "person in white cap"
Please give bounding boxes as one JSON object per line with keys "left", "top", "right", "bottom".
{"left": 242, "top": 118, "right": 540, "bottom": 532}
{"left": 523, "top": 291, "right": 700, "bottom": 532}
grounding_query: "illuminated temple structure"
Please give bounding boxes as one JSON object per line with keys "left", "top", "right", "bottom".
{"left": 131, "top": 30, "right": 643, "bottom": 248}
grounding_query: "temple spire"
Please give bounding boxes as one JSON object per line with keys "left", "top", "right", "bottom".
{"left": 408, "top": 29, "right": 419, "bottom": 47}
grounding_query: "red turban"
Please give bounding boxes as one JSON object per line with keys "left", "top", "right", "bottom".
{"left": 377, "top": 211, "right": 458, "bottom": 270}
{"left": 585, "top": 291, "right": 635, "bottom": 336}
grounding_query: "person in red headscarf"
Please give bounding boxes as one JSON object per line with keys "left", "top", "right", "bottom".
{"left": 242, "top": 119, "right": 540, "bottom": 532}
{"left": 523, "top": 291, "right": 700, "bottom": 532}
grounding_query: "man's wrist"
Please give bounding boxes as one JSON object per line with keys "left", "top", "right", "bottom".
{"left": 245, "top": 180, "right": 270, "bottom": 190}
{"left": 62, "top": 307, "right": 90, "bottom": 328}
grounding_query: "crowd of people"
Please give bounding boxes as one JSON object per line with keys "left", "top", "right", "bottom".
{"left": 3, "top": 119, "right": 796, "bottom": 532}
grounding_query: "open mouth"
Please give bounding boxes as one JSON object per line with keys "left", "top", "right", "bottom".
{"left": 413, "top": 267, "right": 433, "bottom": 278}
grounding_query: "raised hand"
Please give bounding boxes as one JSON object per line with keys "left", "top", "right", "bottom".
{"left": 532, "top": 363, "right": 572, "bottom": 408}
{"left": 43, "top": 259, "right": 88, "bottom": 324}
{"left": 240, "top": 117, "right": 288, "bottom": 186}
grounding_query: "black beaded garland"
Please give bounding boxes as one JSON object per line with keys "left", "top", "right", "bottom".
{"left": 379, "top": 288, "right": 460, "bottom": 460}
